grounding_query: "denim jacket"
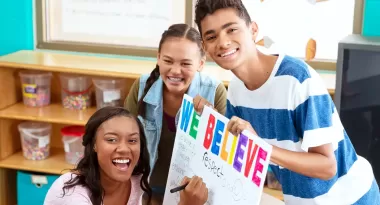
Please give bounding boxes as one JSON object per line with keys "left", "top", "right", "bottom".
{"left": 137, "top": 72, "right": 221, "bottom": 170}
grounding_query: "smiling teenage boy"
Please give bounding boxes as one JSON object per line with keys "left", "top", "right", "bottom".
{"left": 194, "top": 0, "right": 380, "bottom": 204}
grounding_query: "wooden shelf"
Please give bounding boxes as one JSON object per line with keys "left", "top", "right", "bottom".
{"left": 0, "top": 50, "right": 234, "bottom": 85}
{"left": 0, "top": 50, "right": 335, "bottom": 95}
{"left": 0, "top": 103, "right": 96, "bottom": 125}
{"left": 0, "top": 148, "right": 74, "bottom": 175}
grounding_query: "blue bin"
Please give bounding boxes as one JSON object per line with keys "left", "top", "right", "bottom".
{"left": 17, "top": 171, "right": 60, "bottom": 205}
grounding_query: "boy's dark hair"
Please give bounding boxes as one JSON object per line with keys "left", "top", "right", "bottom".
{"left": 138, "top": 23, "right": 204, "bottom": 118}
{"left": 194, "top": 0, "right": 252, "bottom": 35}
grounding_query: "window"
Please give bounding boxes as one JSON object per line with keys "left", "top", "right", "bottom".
{"left": 242, "top": 0, "right": 356, "bottom": 62}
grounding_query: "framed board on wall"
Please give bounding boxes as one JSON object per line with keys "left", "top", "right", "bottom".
{"left": 36, "top": 0, "right": 191, "bottom": 57}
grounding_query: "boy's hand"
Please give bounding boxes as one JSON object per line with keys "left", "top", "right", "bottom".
{"left": 227, "top": 116, "right": 258, "bottom": 136}
{"left": 193, "top": 95, "right": 214, "bottom": 115}
{"left": 178, "top": 176, "right": 208, "bottom": 205}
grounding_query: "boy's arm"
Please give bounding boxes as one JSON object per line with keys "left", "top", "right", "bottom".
{"left": 227, "top": 72, "right": 343, "bottom": 180}
{"left": 271, "top": 72, "right": 344, "bottom": 180}
{"left": 271, "top": 142, "right": 337, "bottom": 180}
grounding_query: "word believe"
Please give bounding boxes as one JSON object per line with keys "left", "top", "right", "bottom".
{"left": 179, "top": 98, "right": 268, "bottom": 187}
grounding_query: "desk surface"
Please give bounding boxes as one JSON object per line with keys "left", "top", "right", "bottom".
{"left": 0, "top": 50, "right": 336, "bottom": 95}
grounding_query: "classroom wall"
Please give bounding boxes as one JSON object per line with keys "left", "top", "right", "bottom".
{"left": 0, "top": 1, "right": 379, "bottom": 56}
{"left": 0, "top": 1, "right": 34, "bottom": 56}
{"left": 362, "top": 0, "right": 380, "bottom": 36}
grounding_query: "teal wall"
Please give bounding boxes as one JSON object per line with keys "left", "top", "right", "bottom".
{"left": 0, "top": 1, "right": 379, "bottom": 56}
{"left": 0, "top": 1, "right": 34, "bottom": 56}
{"left": 362, "top": 0, "right": 380, "bottom": 36}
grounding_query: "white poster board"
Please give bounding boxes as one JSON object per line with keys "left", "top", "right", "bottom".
{"left": 163, "top": 94, "right": 273, "bottom": 205}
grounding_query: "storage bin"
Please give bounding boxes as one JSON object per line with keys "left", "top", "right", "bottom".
{"left": 93, "top": 78, "right": 125, "bottom": 110}
{"left": 18, "top": 121, "right": 52, "bottom": 160}
{"left": 267, "top": 166, "right": 282, "bottom": 190}
{"left": 19, "top": 71, "right": 52, "bottom": 107}
{"left": 59, "top": 74, "right": 92, "bottom": 110}
{"left": 61, "top": 125, "right": 85, "bottom": 165}
{"left": 17, "top": 170, "right": 59, "bottom": 205}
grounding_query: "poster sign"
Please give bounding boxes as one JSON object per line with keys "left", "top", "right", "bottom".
{"left": 163, "top": 94, "right": 273, "bottom": 205}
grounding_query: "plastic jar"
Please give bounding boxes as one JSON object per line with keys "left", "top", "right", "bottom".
{"left": 18, "top": 121, "right": 52, "bottom": 160}
{"left": 61, "top": 126, "right": 85, "bottom": 165}
{"left": 59, "top": 74, "right": 92, "bottom": 110}
{"left": 267, "top": 167, "right": 282, "bottom": 190}
{"left": 19, "top": 71, "right": 52, "bottom": 107}
{"left": 93, "top": 78, "right": 125, "bottom": 110}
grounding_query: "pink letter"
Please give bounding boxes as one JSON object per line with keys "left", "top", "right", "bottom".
{"left": 252, "top": 147, "right": 268, "bottom": 187}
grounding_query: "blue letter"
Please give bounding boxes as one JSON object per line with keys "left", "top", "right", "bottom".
{"left": 211, "top": 120, "right": 225, "bottom": 156}
{"left": 179, "top": 99, "right": 193, "bottom": 132}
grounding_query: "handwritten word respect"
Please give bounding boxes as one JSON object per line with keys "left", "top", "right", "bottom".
{"left": 202, "top": 152, "right": 224, "bottom": 178}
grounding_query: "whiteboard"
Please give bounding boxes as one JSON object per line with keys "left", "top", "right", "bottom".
{"left": 163, "top": 94, "right": 273, "bottom": 205}
{"left": 46, "top": 0, "right": 186, "bottom": 48}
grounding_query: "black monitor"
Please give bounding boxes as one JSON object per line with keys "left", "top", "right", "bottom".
{"left": 335, "top": 34, "right": 380, "bottom": 182}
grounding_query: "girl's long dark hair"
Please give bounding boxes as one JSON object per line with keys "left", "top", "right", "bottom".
{"left": 137, "top": 23, "right": 205, "bottom": 118}
{"left": 61, "top": 106, "right": 152, "bottom": 205}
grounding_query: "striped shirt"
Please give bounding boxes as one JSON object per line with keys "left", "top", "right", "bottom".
{"left": 226, "top": 54, "right": 380, "bottom": 205}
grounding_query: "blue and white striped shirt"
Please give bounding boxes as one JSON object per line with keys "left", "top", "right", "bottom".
{"left": 226, "top": 54, "right": 380, "bottom": 205}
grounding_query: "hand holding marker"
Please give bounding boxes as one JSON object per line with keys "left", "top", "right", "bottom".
{"left": 170, "top": 183, "right": 188, "bottom": 193}
{"left": 170, "top": 176, "right": 208, "bottom": 205}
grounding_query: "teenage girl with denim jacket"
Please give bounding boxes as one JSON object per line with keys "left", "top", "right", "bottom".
{"left": 125, "top": 23, "right": 227, "bottom": 204}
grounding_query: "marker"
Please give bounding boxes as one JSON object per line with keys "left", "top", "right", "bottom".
{"left": 170, "top": 183, "right": 189, "bottom": 193}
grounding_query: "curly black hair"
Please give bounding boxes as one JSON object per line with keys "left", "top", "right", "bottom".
{"left": 61, "top": 106, "right": 152, "bottom": 205}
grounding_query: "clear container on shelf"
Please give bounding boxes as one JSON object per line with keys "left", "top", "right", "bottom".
{"left": 61, "top": 126, "right": 85, "bottom": 165}
{"left": 267, "top": 166, "right": 282, "bottom": 190}
{"left": 93, "top": 78, "right": 125, "bottom": 110}
{"left": 18, "top": 121, "right": 52, "bottom": 160}
{"left": 59, "top": 74, "right": 92, "bottom": 110}
{"left": 19, "top": 71, "right": 52, "bottom": 107}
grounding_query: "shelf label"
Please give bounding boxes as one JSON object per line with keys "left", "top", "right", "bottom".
{"left": 39, "top": 137, "right": 50, "bottom": 148}
{"left": 22, "top": 84, "right": 37, "bottom": 98}
{"left": 103, "top": 90, "right": 121, "bottom": 103}
{"left": 64, "top": 143, "right": 70, "bottom": 152}
{"left": 31, "top": 175, "right": 48, "bottom": 185}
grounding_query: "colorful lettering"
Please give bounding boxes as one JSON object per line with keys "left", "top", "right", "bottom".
{"left": 220, "top": 131, "right": 230, "bottom": 162}
{"left": 244, "top": 139, "right": 258, "bottom": 177}
{"left": 233, "top": 133, "right": 248, "bottom": 172}
{"left": 183, "top": 100, "right": 271, "bottom": 190}
{"left": 203, "top": 114, "right": 215, "bottom": 149}
{"left": 179, "top": 99, "right": 193, "bottom": 133}
{"left": 252, "top": 147, "right": 268, "bottom": 187}
{"left": 228, "top": 135, "right": 238, "bottom": 165}
{"left": 211, "top": 120, "right": 224, "bottom": 156}
{"left": 189, "top": 111, "right": 199, "bottom": 139}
